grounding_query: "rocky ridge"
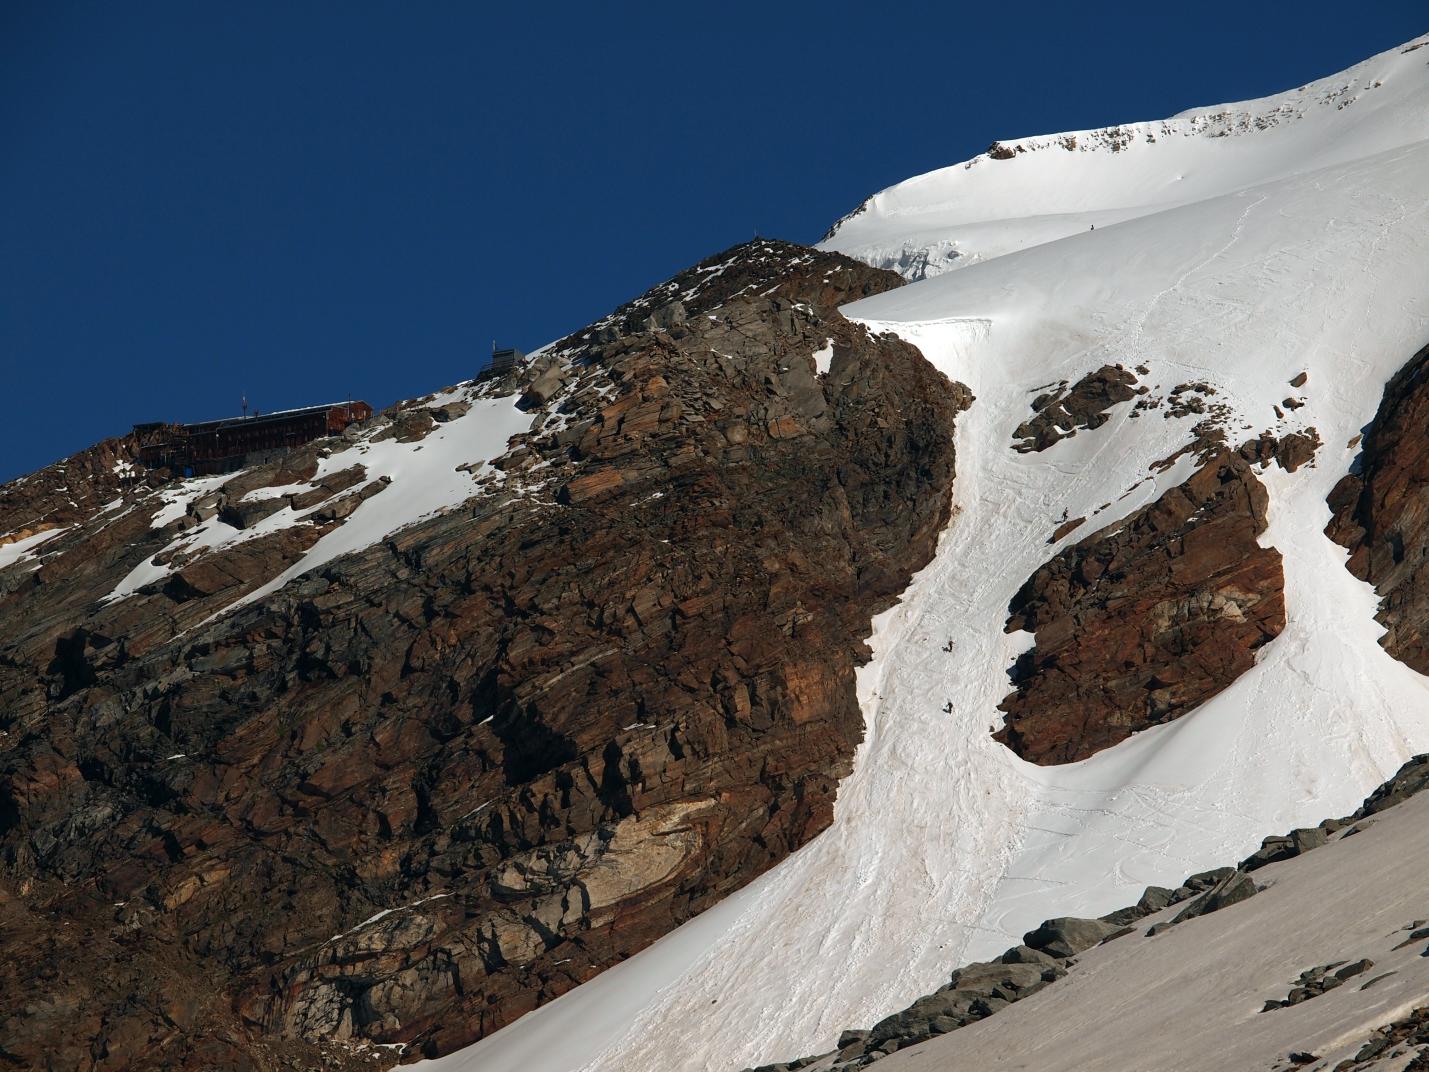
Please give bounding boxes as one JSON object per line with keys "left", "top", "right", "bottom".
{"left": 0, "top": 239, "right": 970, "bottom": 1069}
{"left": 1322, "top": 1004, "right": 1429, "bottom": 1071}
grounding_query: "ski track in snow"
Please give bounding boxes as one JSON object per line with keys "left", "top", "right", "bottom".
{"left": 417, "top": 35, "right": 1429, "bottom": 1072}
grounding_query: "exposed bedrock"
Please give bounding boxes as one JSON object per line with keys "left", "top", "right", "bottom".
{"left": 0, "top": 239, "right": 971, "bottom": 1068}
{"left": 997, "top": 451, "right": 1285, "bottom": 764}
{"left": 1326, "top": 340, "right": 1429, "bottom": 672}
{"left": 1012, "top": 364, "right": 1139, "bottom": 453}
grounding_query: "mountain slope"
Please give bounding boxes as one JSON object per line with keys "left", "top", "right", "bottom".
{"left": 429, "top": 33, "right": 1429, "bottom": 1072}
{"left": 0, "top": 242, "right": 970, "bottom": 1068}
{"left": 3, "top": 33, "right": 1428, "bottom": 1072}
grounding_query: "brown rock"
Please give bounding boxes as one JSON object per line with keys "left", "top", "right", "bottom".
{"left": 558, "top": 468, "right": 625, "bottom": 503}
{"left": 1013, "top": 366, "right": 1138, "bottom": 452}
{"left": 1236, "top": 428, "right": 1321, "bottom": 473}
{"left": 1326, "top": 341, "right": 1429, "bottom": 672}
{"left": 0, "top": 239, "right": 972, "bottom": 1067}
{"left": 997, "top": 452, "right": 1285, "bottom": 763}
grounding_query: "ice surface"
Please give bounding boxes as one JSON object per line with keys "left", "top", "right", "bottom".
{"left": 425, "top": 34, "right": 1429, "bottom": 1072}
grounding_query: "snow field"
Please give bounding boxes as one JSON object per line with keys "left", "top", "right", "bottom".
{"left": 230, "top": 388, "right": 534, "bottom": 610}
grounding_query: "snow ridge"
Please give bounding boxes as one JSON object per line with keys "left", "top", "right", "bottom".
{"left": 822, "top": 34, "right": 1429, "bottom": 280}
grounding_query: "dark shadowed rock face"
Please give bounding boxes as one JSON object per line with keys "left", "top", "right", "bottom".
{"left": 0, "top": 239, "right": 971, "bottom": 1068}
{"left": 1326, "top": 341, "right": 1429, "bottom": 673}
{"left": 996, "top": 451, "right": 1285, "bottom": 764}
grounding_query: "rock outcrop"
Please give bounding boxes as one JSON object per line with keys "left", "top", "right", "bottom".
{"left": 1012, "top": 364, "right": 1139, "bottom": 452}
{"left": 1326, "top": 340, "right": 1429, "bottom": 672}
{"left": 1237, "top": 427, "right": 1321, "bottom": 474}
{"left": 0, "top": 240, "right": 970, "bottom": 1068}
{"left": 1260, "top": 958, "right": 1376, "bottom": 1013}
{"left": 1327, "top": 1004, "right": 1429, "bottom": 1070}
{"left": 996, "top": 451, "right": 1285, "bottom": 763}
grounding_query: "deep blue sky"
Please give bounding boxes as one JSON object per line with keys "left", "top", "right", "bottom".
{"left": 2, "top": 3, "right": 1423, "bottom": 482}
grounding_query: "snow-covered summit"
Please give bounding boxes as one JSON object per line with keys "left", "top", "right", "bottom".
{"left": 821, "top": 33, "right": 1429, "bottom": 278}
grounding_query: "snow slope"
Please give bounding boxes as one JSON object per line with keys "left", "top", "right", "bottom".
{"left": 418, "top": 34, "right": 1429, "bottom": 1072}
{"left": 823, "top": 36, "right": 1429, "bottom": 279}
{"left": 228, "top": 388, "right": 534, "bottom": 610}
{"left": 882, "top": 787, "right": 1429, "bottom": 1072}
